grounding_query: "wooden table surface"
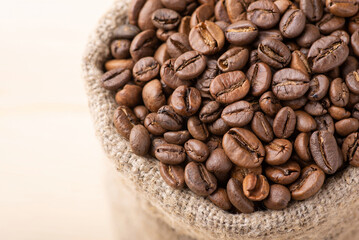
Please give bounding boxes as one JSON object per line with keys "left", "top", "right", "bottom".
{"left": 0, "top": 1, "right": 116, "bottom": 239}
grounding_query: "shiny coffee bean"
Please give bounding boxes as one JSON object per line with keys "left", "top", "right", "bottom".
{"left": 113, "top": 106, "right": 139, "bottom": 139}
{"left": 130, "top": 29, "right": 159, "bottom": 61}
{"left": 258, "top": 38, "right": 291, "bottom": 69}
{"left": 351, "top": 30, "right": 359, "bottom": 57}
{"left": 206, "top": 148, "right": 233, "bottom": 182}
{"left": 128, "top": 0, "right": 147, "bottom": 26}
{"left": 113, "top": 24, "right": 141, "bottom": 39}
{"left": 156, "top": 28, "right": 176, "bottom": 42}
{"left": 279, "top": 9, "right": 306, "bottom": 38}
{"left": 144, "top": 113, "right": 166, "bottom": 135}
{"left": 206, "top": 136, "right": 223, "bottom": 152}
{"left": 289, "top": 164, "right": 325, "bottom": 200}
{"left": 264, "top": 184, "right": 291, "bottom": 210}
{"left": 214, "top": 0, "right": 230, "bottom": 23}
{"left": 184, "top": 139, "right": 210, "bottom": 162}
{"left": 225, "top": 0, "right": 248, "bottom": 23}
{"left": 156, "top": 105, "right": 183, "bottom": 131}
{"left": 304, "top": 99, "right": 329, "bottom": 116}
{"left": 247, "top": 1, "right": 281, "bottom": 29}
{"left": 155, "top": 143, "right": 186, "bottom": 164}
{"left": 101, "top": 68, "right": 131, "bottom": 91}
{"left": 296, "top": 24, "right": 321, "bottom": 48}
{"left": 218, "top": 47, "right": 249, "bottom": 72}
{"left": 295, "top": 110, "right": 317, "bottom": 132}
{"left": 160, "top": 59, "right": 192, "bottom": 89}
{"left": 105, "top": 59, "right": 135, "bottom": 71}
{"left": 231, "top": 165, "right": 263, "bottom": 183}
{"left": 178, "top": 15, "right": 191, "bottom": 35}
{"left": 315, "top": 114, "right": 335, "bottom": 134}
{"left": 300, "top": 0, "right": 323, "bottom": 22}
{"left": 227, "top": 178, "right": 255, "bottom": 213}
{"left": 225, "top": 20, "right": 259, "bottom": 46}
{"left": 329, "top": 78, "right": 350, "bottom": 107}
{"left": 166, "top": 33, "right": 192, "bottom": 58}
{"left": 265, "top": 139, "right": 292, "bottom": 165}
{"left": 190, "top": 4, "right": 214, "bottom": 29}
{"left": 187, "top": 116, "right": 210, "bottom": 141}
{"left": 328, "top": 106, "right": 351, "bottom": 120}
{"left": 326, "top": 0, "right": 358, "bottom": 18}
{"left": 133, "top": 57, "right": 160, "bottom": 82}
{"left": 265, "top": 160, "right": 301, "bottom": 185}
{"left": 163, "top": 130, "right": 191, "bottom": 145}
{"left": 154, "top": 43, "right": 170, "bottom": 65}
{"left": 221, "top": 101, "right": 254, "bottom": 127}
{"left": 342, "top": 132, "right": 359, "bottom": 166}
{"left": 199, "top": 101, "right": 222, "bottom": 123}
{"left": 253, "top": 29, "right": 283, "bottom": 48}
{"left": 335, "top": 118, "right": 359, "bottom": 136}
{"left": 273, "top": 106, "right": 296, "bottom": 138}
{"left": 130, "top": 125, "right": 151, "bottom": 156}
{"left": 196, "top": 59, "right": 220, "bottom": 99}
{"left": 174, "top": 51, "right": 206, "bottom": 80}
{"left": 294, "top": 132, "right": 312, "bottom": 161}
{"left": 316, "top": 13, "right": 345, "bottom": 35}
{"left": 345, "top": 70, "right": 359, "bottom": 94}
{"left": 142, "top": 79, "right": 166, "bottom": 112}
{"left": 185, "top": 162, "right": 217, "bottom": 196}
{"left": 307, "top": 75, "right": 330, "bottom": 101}
{"left": 111, "top": 39, "right": 131, "bottom": 59}
{"left": 259, "top": 91, "right": 282, "bottom": 117}
{"left": 251, "top": 111, "right": 274, "bottom": 143}
{"left": 159, "top": 162, "right": 185, "bottom": 189}
{"left": 133, "top": 105, "right": 149, "bottom": 124}
{"left": 208, "top": 188, "right": 232, "bottom": 211}
{"left": 115, "top": 84, "right": 142, "bottom": 108}
{"left": 282, "top": 97, "right": 308, "bottom": 110}
{"left": 170, "top": 85, "right": 202, "bottom": 117}
{"left": 160, "top": 0, "right": 186, "bottom": 12}
{"left": 150, "top": 137, "right": 167, "bottom": 158}
{"left": 247, "top": 62, "right": 272, "bottom": 97}
{"left": 208, "top": 118, "right": 230, "bottom": 136}
{"left": 290, "top": 50, "right": 311, "bottom": 76}
{"left": 151, "top": 8, "right": 181, "bottom": 30}
{"left": 242, "top": 173, "right": 270, "bottom": 201}
{"left": 223, "top": 128, "right": 265, "bottom": 168}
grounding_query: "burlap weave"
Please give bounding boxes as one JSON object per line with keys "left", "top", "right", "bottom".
{"left": 82, "top": 1, "right": 359, "bottom": 239}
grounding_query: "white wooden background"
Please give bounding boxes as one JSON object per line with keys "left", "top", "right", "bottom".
{"left": 0, "top": 0, "right": 116, "bottom": 239}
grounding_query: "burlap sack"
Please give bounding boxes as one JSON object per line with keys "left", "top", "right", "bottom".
{"left": 82, "top": 1, "right": 359, "bottom": 239}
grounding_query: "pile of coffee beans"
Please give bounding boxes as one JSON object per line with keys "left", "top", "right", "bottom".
{"left": 100, "top": 0, "right": 359, "bottom": 213}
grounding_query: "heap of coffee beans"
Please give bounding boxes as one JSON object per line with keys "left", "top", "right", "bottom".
{"left": 100, "top": 0, "right": 359, "bottom": 213}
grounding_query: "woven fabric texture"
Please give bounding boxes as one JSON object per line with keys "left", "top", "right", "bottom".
{"left": 82, "top": 1, "right": 359, "bottom": 239}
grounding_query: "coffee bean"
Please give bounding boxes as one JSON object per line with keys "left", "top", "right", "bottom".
{"left": 206, "top": 148, "right": 233, "bottom": 182}
{"left": 265, "top": 160, "right": 301, "bottom": 185}
{"left": 163, "top": 130, "right": 191, "bottom": 145}
{"left": 296, "top": 24, "right": 321, "bottom": 48}
{"left": 210, "top": 71, "right": 250, "bottom": 104}
{"left": 251, "top": 111, "right": 274, "bottom": 143}
{"left": 155, "top": 143, "right": 186, "bottom": 164}
{"left": 326, "top": 0, "right": 358, "bottom": 18}
{"left": 231, "top": 165, "right": 263, "bottom": 183}
{"left": 331, "top": 30, "right": 350, "bottom": 45}
{"left": 342, "top": 132, "right": 359, "bottom": 166}
{"left": 328, "top": 106, "right": 351, "bottom": 120}
{"left": 111, "top": 39, "right": 131, "bottom": 59}
{"left": 258, "top": 38, "right": 291, "bottom": 69}
{"left": 206, "top": 136, "right": 223, "bottom": 152}
{"left": 225, "top": 20, "right": 258, "bottom": 46}
{"left": 160, "top": 0, "right": 186, "bottom": 12}
{"left": 304, "top": 100, "right": 329, "bottom": 116}
{"left": 170, "top": 85, "right": 202, "bottom": 117}
{"left": 138, "top": 0, "right": 163, "bottom": 30}
{"left": 174, "top": 51, "right": 207, "bottom": 80}
{"left": 215, "top": 21, "right": 230, "bottom": 32}
{"left": 329, "top": 78, "right": 350, "bottom": 107}
{"left": 259, "top": 91, "right": 282, "bottom": 117}
{"left": 115, "top": 84, "right": 142, "bottom": 108}
{"left": 300, "top": 0, "right": 323, "bottom": 22}
{"left": 113, "top": 106, "right": 139, "bottom": 139}
{"left": 189, "top": 21, "right": 225, "bottom": 55}
{"left": 223, "top": 128, "right": 265, "bottom": 168}
{"left": 316, "top": 13, "right": 345, "bottom": 35}
{"left": 128, "top": 0, "right": 147, "bottom": 26}
{"left": 208, "top": 188, "right": 233, "bottom": 211}
{"left": 130, "top": 29, "right": 159, "bottom": 61}
{"left": 154, "top": 43, "right": 170, "bottom": 65}
{"left": 159, "top": 162, "right": 185, "bottom": 189}
{"left": 218, "top": 47, "right": 249, "bottom": 72}
{"left": 264, "top": 184, "right": 291, "bottom": 210}
{"left": 144, "top": 113, "right": 166, "bottom": 135}
{"left": 345, "top": 70, "right": 359, "bottom": 94}
{"left": 294, "top": 132, "right": 312, "bottom": 161}
{"left": 272, "top": 68, "right": 310, "bottom": 100}
{"left": 274, "top": 0, "right": 296, "bottom": 14}
{"left": 113, "top": 24, "right": 141, "bottom": 40}
{"left": 242, "top": 173, "right": 270, "bottom": 201}
{"left": 225, "top": 0, "right": 248, "bottom": 23}
{"left": 130, "top": 125, "right": 151, "bottom": 156}
{"left": 184, "top": 139, "right": 210, "bottom": 162}
{"left": 199, "top": 101, "right": 222, "bottom": 123}
{"left": 295, "top": 110, "right": 317, "bottom": 132}
{"left": 101, "top": 68, "right": 131, "bottom": 91}
{"left": 208, "top": 118, "right": 230, "bottom": 135}
{"left": 282, "top": 97, "right": 308, "bottom": 110}
{"left": 185, "top": 162, "right": 217, "bottom": 196}
{"left": 280, "top": 9, "right": 306, "bottom": 38}
{"left": 166, "top": 33, "right": 192, "bottom": 58}
{"left": 187, "top": 116, "right": 210, "bottom": 141}
{"left": 160, "top": 59, "right": 192, "bottom": 89}
{"left": 221, "top": 101, "right": 254, "bottom": 127}
{"left": 247, "top": 1, "right": 280, "bottom": 29}
{"left": 335, "top": 118, "right": 359, "bottom": 136}
{"left": 178, "top": 16, "right": 191, "bottom": 35}
{"left": 105, "top": 59, "right": 135, "bottom": 71}
{"left": 150, "top": 137, "right": 167, "bottom": 157}
{"left": 227, "top": 178, "right": 254, "bottom": 213}
{"left": 307, "top": 74, "right": 330, "bottom": 101}
{"left": 247, "top": 62, "right": 272, "bottom": 97}
{"left": 156, "top": 28, "right": 176, "bottom": 41}
{"left": 253, "top": 29, "right": 283, "bottom": 48}
{"left": 156, "top": 105, "right": 183, "bottom": 131}
{"left": 308, "top": 36, "right": 349, "bottom": 73}
{"left": 265, "top": 139, "right": 292, "bottom": 166}
{"left": 151, "top": 8, "right": 181, "bottom": 30}
{"left": 133, "top": 57, "right": 160, "bottom": 82}
{"left": 214, "top": 0, "right": 230, "bottom": 23}
{"left": 190, "top": 4, "right": 214, "bottom": 28}
{"left": 315, "top": 114, "right": 335, "bottom": 134}
{"left": 273, "top": 106, "right": 296, "bottom": 138}
{"left": 352, "top": 30, "right": 359, "bottom": 58}
{"left": 290, "top": 50, "right": 311, "bottom": 76}
{"left": 289, "top": 164, "right": 325, "bottom": 200}
{"left": 142, "top": 79, "right": 166, "bottom": 112}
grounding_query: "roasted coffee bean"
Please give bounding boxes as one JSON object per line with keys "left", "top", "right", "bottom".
{"left": 304, "top": 100, "right": 329, "bottom": 116}
{"left": 272, "top": 68, "right": 310, "bottom": 100}
{"left": 274, "top": 0, "right": 296, "bottom": 14}
{"left": 225, "top": 20, "right": 258, "bottom": 46}
{"left": 280, "top": 9, "right": 306, "bottom": 38}
{"left": 290, "top": 50, "right": 311, "bottom": 76}
{"left": 156, "top": 28, "right": 176, "bottom": 41}
{"left": 101, "top": 68, "right": 131, "bottom": 91}
{"left": 273, "top": 106, "right": 296, "bottom": 138}
{"left": 265, "top": 160, "right": 301, "bottom": 185}
{"left": 247, "top": 1, "right": 281, "bottom": 29}
{"left": 353, "top": 103, "right": 359, "bottom": 119}
{"left": 342, "top": 132, "right": 359, "bottom": 166}
{"left": 345, "top": 70, "right": 359, "bottom": 94}
{"left": 189, "top": 21, "right": 225, "bottom": 55}
{"left": 342, "top": 56, "right": 359, "bottom": 79}
{"left": 328, "top": 106, "right": 351, "bottom": 120}
{"left": 142, "top": 79, "right": 166, "bottom": 112}
{"left": 300, "top": 0, "right": 323, "bottom": 22}
{"left": 295, "top": 110, "right": 317, "bottom": 132}
{"left": 159, "top": 162, "right": 185, "bottom": 189}
{"left": 174, "top": 51, "right": 206, "bottom": 80}
{"left": 316, "top": 13, "right": 345, "bottom": 35}
{"left": 210, "top": 71, "right": 250, "bottom": 104}
{"left": 190, "top": 3, "right": 214, "bottom": 28}
{"left": 352, "top": 30, "right": 359, "bottom": 57}
{"left": 170, "top": 85, "right": 202, "bottom": 117}
{"left": 264, "top": 184, "right": 291, "bottom": 210}
{"left": 294, "top": 132, "right": 312, "bottom": 161}
{"left": 282, "top": 97, "right": 308, "bottom": 110}
{"left": 249, "top": 49, "right": 260, "bottom": 66}
{"left": 160, "top": 0, "right": 186, "bottom": 12}
{"left": 130, "top": 125, "right": 151, "bottom": 156}
{"left": 221, "top": 101, "right": 254, "bottom": 127}
{"left": 182, "top": 1, "right": 198, "bottom": 16}
{"left": 231, "top": 165, "right": 263, "bottom": 183}
{"left": 265, "top": 139, "right": 292, "bottom": 165}
{"left": 326, "top": 0, "right": 358, "bottom": 18}
{"left": 133, "top": 105, "right": 149, "bottom": 124}
{"left": 160, "top": 59, "right": 192, "bottom": 89}
{"left": 178, "top": 16, "right": 191, "bottom": 35}
{"left": 289, "top": 164, "right": 325, "bottom": 200}
{"left": 196, "top": 59, "right": 219, "bottom": 98}
{"left": 155, "top": 143, "right": 186, "bottom": 164}
{"left": 218, "top": 47, "right": 249, "bottom": 72}
{"left": 184, "top": 139, "right": 210, "bottom": 162}
{"left": 225, "top": 0, "right": 248, "bottom": 23}
{"left": 259, "top": 91, "right": 282, "bottom": 117}
{"left": 308, "top": 36, "right": 349, "bottom": 73}
{"left": 335, "top": 118, "right": 359, "bottom": 136}
{"left": 258, "top": 38, "right": 291, "bottom": 69}
{"left": 144, "top": 113, "right": 166, "bottom": 135}
{"left": 296, "top": 24, "right": 321, "bottom": 48}
{"left": 105, "top": 59, "right": 135, "bottom": 71}
{"left": 137, "top": 0, "right": 163, "bottom": 30}
{"left": 113, "top": 106, "right": 139, "bottom": 139}
{"left": 253, "top": 29, "right": 283, "bottom": 48}
{"left": 349, "top": 13, "right": 359, "bottom": 34}
{"left": 214, "top": 0, "right": 231, "bottom": 23}
{"left": 206, "top": 136, "right": 223, "bottom": 152}
{"left": 315, "top": 114, "right": 335, "bottom": 134}
{"left": 156, "top": 105, "right": 183, "bottom": 130}
{"left": 307, "top": 75, "right": 330, "bottom": 101}
{"left": 111, "top": 39, "right": 131, "bottom": 59}
{"left": 128, "top": 0, "right": 147, "bottom": 26}
{"left": 329, "top": 78, "right": 350, "bottom": 107}
{"left": 115, "top": 84, "right": 142, "bottom": 108}
{"left": 310, "top": 130, "right": 342, "bottom": 174}
{"left": 163, "top": 130, "right": 190, "bottom": 145}
{"left": 247, "top": 62, "right": 272, "bottom": 97}
{"left": 185, "top": 162, "right": 217, "bottom": 196}
{"left": 242, "top": 173, "right": 270, "bottom": 201}
{"left": 206, "top": 149, "right": 233, "bottom": 182}
{"left": 331, "top": 30, "right": 350, "bottom": 45}
{"left": 133, "top": 57, "right": 160, "bottom": 82}
{"left": 113, "top": 24, "right": 141, "bottom": 39}
{"left": 130, "top": 30, "right": 158, "bottom": 61}
{"left": 208, "top": 188, "right": 233, "bottom": 211}
{"left": 151, "top": 8, "right": 181, "bottom": 30}
{"left": 227, "top": 178, "right": 255, "bottom": 213}
{"left": 166, "top": 33, "right": 192, "bottom": 58}
{"left": 150, "top": 137, "right": 167, "bottom": 158}
{"left": 199, "top": 101, "right": 222, "bottom": 123}
{"left": 208, "top": 118, "right": 230, "bottom": 135}
{"left": 187, "top": 116, "right": 210, "bottom": 141}
{"left": 215, "top": 21, "right": 230, "bottom": 32}
{"left": 251, "top": 111, "right": 274, "bottom": 143}
{"left": 154, "top": 43, "right": 170, "bottom": 65}
{"left": 223, "top": 128, "right": 265, "bottom": 168}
